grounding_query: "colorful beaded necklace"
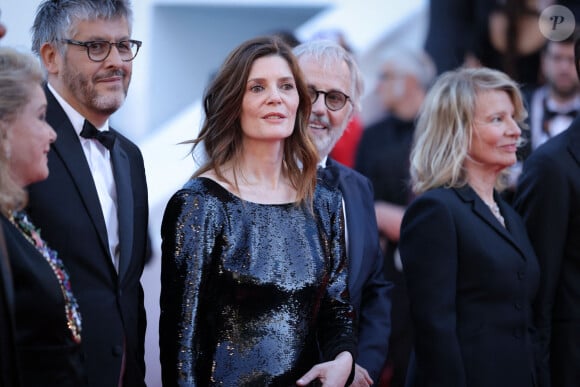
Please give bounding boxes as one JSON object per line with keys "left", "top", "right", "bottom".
{"left": 9, "top": 211, "right": 82, "bottom": 344}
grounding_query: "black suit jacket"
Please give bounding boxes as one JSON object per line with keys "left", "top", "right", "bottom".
{"left": 26, "top": 87, "right": 149, "bottom": 387}
{"left": 513, "top": 120, "right": 580, "bottom": 387}
{"left": 324, "top": 158, "right": 392, "bottom": 381}
{"left": 400, "top": 185, "right": 539, "bottom": 387}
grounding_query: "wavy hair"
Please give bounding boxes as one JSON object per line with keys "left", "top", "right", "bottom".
{"left": 0, "top": 47, "right": 44, "bottom": 216}
{"left": 410, "top": 66, "right": 527, "bottom": 195}
{"left": 191, "top": 36, "right": 318, "bottom": 207}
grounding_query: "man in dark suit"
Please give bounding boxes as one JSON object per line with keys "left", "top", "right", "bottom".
{"left": 294, "top": 40, "right": 392, "bottom": 386}
{"left": 521, "top": 36, "right": 580, "bottom": 157}
{"left": 504, "top": 36, "right": 580, "bottom": 203}
{"left": 27, "top": 1, "right": 148, "bottom": 386}
{"left": 512, "top": 36, "right": 580, "bottom": 387}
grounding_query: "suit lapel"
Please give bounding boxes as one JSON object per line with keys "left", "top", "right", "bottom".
{"left": 110, "top": 136, "right": 133, "bottom": 281}
{"left": 455, "top": 186, "right": 526, "bottom": 259}
{"left": 328, "top": 159, "right": 363, "bottom": 287}
{"left": 46, "top": 89, "right": 111, "bottom": 260}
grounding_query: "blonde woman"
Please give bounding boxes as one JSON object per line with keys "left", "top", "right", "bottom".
{"left": 0, "top": 47, "right": 85, "bottom": 386}
{"left": 399, "top": 67, "right": 539, "bottom": 387}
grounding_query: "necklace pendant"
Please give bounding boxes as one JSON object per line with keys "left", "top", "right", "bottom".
{"left": 483, "top": 199, "right": 505, "bottom": 227}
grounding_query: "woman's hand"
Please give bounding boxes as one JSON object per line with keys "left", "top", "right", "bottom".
{"left": 296, "top": 351, "right": 353, "bottom": 387}
{"left": 351, "top": 363, "right": 373, "bottom": 386}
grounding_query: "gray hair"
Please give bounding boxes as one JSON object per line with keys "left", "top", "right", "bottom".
{"left": 0, "top": 47, "right": 44, "bottom": 215}
{"left": 293, "top": 39, "right": 364, "bottom": 111}
{"left": 31, "top": 0, "right": 134, "bottom": 57}
{"left": 381, "top": 48, "right": 436, "bottom": 90}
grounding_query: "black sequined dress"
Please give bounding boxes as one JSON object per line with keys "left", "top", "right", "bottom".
{"left": 160, "top": 177, "right": 355, "bottom": 386}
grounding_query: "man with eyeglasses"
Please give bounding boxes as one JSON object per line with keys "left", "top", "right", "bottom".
{"left": 26, "top": 1, "right": 149, "bottom": 386}
{"left": 294, "top": 40, "right": 392, "bottom": 387}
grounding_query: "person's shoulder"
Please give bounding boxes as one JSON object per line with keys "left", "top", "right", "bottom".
{"left": 412, "top": 186, "right": 453, "bottom": 202}
{"left": 333, "top": 160, "right": 366, "bottom": 180}
{"left": 109, "top": 128, "right": 142, "bottom": 152}
{"left": 362, "top": 116, "right": 393, "bottom": 135}
{"left": 402, "top": 188, "right": 458, "bottom": 231}
{"left": 169, "top": 177, "right": 208, "bottom": 199}
{"left": 163, "top": 178, "right": 229, "bottom": 232}
{"left": 166, "top": 178, "right": 227, "bottom": 213}
{"left": 334, "top": 161, "right": 374, "bottom": 191}
{"left": 406, "top": 186, "right": 464, "bottom": 215}
{"left": 181, "top": 177, "right": 225, "bottom": 196}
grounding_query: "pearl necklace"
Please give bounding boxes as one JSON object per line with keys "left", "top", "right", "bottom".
{"left": 483, "top": 199, "right": 505, "bottom": 227}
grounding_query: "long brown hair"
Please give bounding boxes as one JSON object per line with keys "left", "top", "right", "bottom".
{"left": 191, "top": 36, "right": 318, "bottom": 207}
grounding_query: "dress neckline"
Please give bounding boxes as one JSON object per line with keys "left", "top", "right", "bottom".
{"left": 197, "top": 176, "right": 297, "bottom": 207}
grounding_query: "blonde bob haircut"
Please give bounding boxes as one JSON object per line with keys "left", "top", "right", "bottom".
{"left": 410, "top": 66, "right": 527, "bottom": 195}
{"left": 0, "top": 47, "right": 44, "bottom": 216}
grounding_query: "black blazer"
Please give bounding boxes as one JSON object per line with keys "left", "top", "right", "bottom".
{"left": 1, "top": 215, "right": 86, "bottom": 386}
{"left": 399, "top": 185, "right": 539, "bottom": 387}
{"left": 325, "top": 158, "right": 392, "bottom": 381}
{"left": 513, "top": 120, "right": 580, "bottom": 387}
{"left": 26, "top": 87, "right": 149, "bottom": 387}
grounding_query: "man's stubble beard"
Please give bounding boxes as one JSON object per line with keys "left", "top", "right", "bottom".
{"left": 62, "top": 63, "right": 129, "bottom": 116}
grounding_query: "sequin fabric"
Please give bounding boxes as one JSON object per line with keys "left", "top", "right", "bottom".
{"left": 160, "top": 177, "right": 355, "bottom": 386}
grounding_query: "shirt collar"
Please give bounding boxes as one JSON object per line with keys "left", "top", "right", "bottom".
{"left": 48, "top": 83, "right": 109, "bottom": 135}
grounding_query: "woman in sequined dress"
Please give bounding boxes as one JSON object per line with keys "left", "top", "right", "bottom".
{"left": 0, "top": 47, "right": 85, "bottom": 385}
{"left": 159, "top": 36, "right": 356, "bottom": 386}
{"left": 399, "top": 67, "right": 539, "bottom": 387}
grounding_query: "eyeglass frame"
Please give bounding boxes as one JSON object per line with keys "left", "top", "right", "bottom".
{"left": 307, "top": 87, "right": 352, "bottom": 111}
{"left": 60, "top": 39, "right": 142, "bottom": 62}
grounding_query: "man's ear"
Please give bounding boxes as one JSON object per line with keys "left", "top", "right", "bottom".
{"left": 39, "top": 42, "right": 60, "bottom": 75}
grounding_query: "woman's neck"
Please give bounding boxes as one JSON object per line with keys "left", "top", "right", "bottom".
{"left": 464, "top": 166, "right": 498, "bottom": 204}
{"left": 206, "top": 141, "right": 297, "bottom": 204}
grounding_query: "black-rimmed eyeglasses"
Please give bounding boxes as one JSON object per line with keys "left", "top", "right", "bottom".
{"left": 307, "top": 87, "right": 351, "bottom": 111}
{"left": 61, "top": 39, "right": 142, "bottom": 62}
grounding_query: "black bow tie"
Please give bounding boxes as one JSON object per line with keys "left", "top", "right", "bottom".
{"left": 317, "top": 162, "right": 340, "bottom": 189}
{"left": 80, "top": 120, "right": 116, "bottom": 150}
{"left": 542, "top": 99, "right": 578, "bottom": 136}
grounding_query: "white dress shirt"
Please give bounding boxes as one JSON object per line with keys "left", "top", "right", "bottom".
{"left": 48, "top": 84, "right": 120, "bottom": 271}
{"left": 530, "top": 86, "right": 580, "bottom": 150}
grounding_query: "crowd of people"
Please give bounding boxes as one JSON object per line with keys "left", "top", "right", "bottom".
{"left": 2, "top": 0, "right": 580, "bottom": 386}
